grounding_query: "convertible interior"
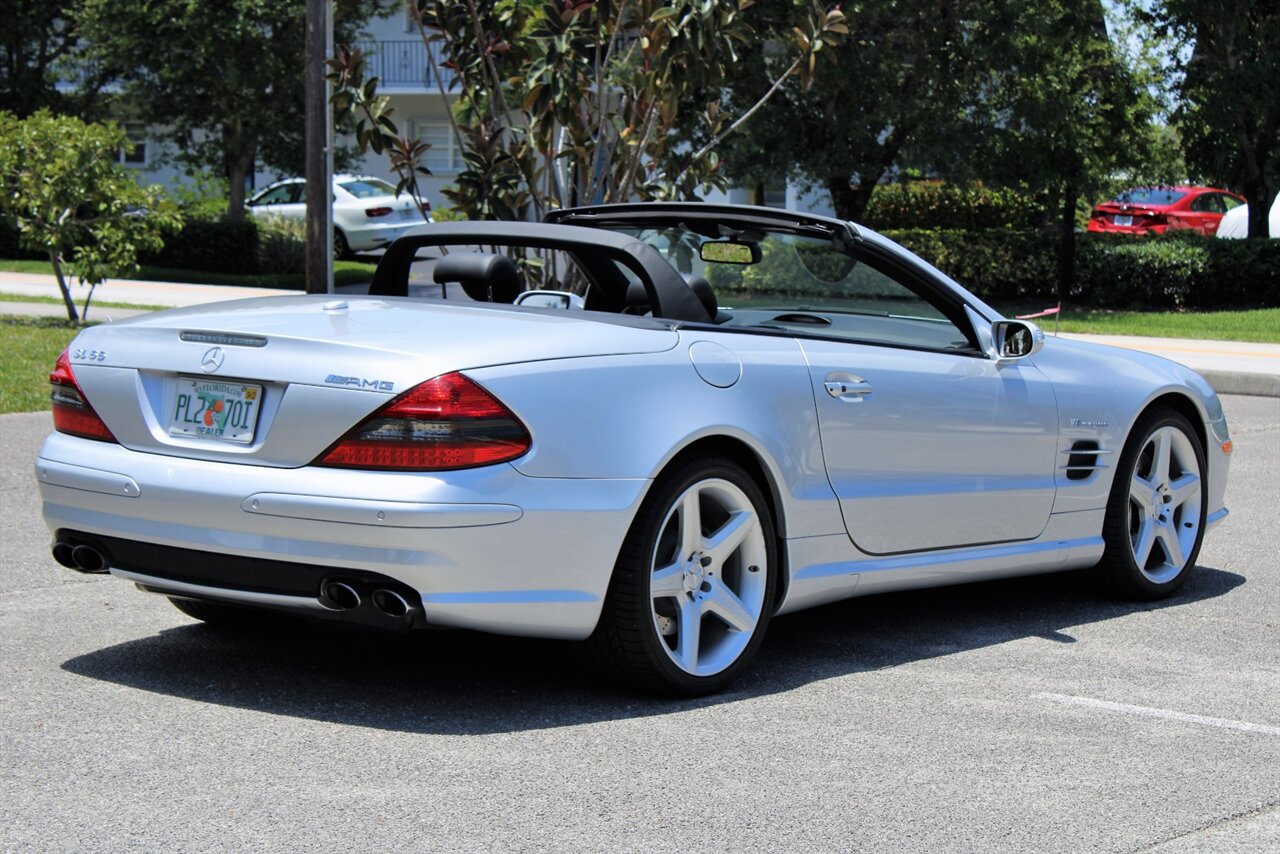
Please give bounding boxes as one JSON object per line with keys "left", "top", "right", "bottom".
{"left": 367, "top": 208, "right": 981, "bottom": 354}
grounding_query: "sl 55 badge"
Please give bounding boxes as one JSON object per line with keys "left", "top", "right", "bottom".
{"left": 73, "top": 348, "right": 107, "bottom": 362}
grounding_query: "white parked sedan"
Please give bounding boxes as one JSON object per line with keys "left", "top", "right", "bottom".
{"left": 246, "top": 174, "right": 431, "bottom": 258}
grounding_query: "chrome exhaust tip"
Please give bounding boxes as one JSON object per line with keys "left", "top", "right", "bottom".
{"left": 70, "top": 544, "right": 108, "bottom": 574}
{"left": 52, "top": 542, "right": 78, "bottom": 569}
{"left": 371, "top": 588, "right": 412, "bottom": 619}
{"left": 320, "top": 580, "right": 361, "bottom": 610}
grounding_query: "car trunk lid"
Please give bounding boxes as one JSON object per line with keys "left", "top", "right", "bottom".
{"left": 63, "top": 295, "right": 677, "bottom": 467}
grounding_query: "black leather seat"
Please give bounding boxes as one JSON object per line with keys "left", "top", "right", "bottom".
{"left": 433, "top": 253, "right": 522, "bottom": 303}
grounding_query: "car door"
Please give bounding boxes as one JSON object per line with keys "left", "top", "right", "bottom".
{"left": 1187, "top": 192, "right": 1226, "bottom": 235}
{"left": 247, "top": 181, "right": 305, "bottom": 222}
{"left": 797, "top": 253, "right": 1060, "bottom": 555}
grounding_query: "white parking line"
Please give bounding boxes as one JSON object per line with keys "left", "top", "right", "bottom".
{"left": 1036, "top": 693, "right": 1280, "bottom": 737}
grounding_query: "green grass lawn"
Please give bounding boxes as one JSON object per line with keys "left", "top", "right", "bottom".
{"left": 1023, "top": 307, "right": 1280, "bottom": 343}
{"left": 0, "top": 316, "right": 84, "bottom": 414}
{"left": 0, "top": 258, "right": 377, "bottom": 290}
{"left": 0, "top": 293, "right": 170, "bottom": 312}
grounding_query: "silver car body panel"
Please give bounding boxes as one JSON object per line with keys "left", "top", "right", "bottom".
{"left": 36, "top": 210, "right": 1231, "bottom": 641}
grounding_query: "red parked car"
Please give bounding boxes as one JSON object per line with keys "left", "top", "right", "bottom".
{"left": 1087, "top": 186, "right": 1245, "bottom": 235}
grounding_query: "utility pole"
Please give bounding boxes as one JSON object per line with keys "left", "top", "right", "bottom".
{"left": 304, "top": 0, "right": 334, "bottom": 294}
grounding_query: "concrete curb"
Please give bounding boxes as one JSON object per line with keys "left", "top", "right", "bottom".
{"left": 1198, "top": 370, "right": 1280, "bottom": 399}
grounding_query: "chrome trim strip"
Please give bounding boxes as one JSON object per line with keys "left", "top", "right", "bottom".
{"left": 241, "top": 493, "right": 523, "bottom": 528}
{"left": 110, "top": 568, "right": 330, "bottom": 611}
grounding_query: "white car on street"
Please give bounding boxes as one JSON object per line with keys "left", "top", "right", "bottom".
{"left": 246, "top": 175, "right": 431, "bottom": 258}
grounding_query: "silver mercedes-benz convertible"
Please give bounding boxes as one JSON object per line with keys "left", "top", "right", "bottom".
{"left": 36, "top": 203, "right": 1231, "bottom": 694}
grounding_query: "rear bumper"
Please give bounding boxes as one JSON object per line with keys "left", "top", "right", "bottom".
{"left": 339, "top": 219, "right": 425, "bottom": 251}
{"left": 36, "top": 432, "right": 649, "bottom": 639}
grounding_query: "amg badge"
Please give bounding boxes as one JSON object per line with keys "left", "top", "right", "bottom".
{"left": 325, "top": 374, "right": 395, "bottom": 392}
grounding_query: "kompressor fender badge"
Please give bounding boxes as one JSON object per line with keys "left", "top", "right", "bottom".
{"left": 1071, "top": 418, "right": 1110, "bottom": 429}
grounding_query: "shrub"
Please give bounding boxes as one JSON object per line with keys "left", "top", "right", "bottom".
{"left": 881, "top": 228, "right": 1060, "bottom": 304}
{"left": 863, "top": 182, "right": 1043, "bottom": 231}
{"left": 142, "top": 218, "right": 259, "bottom": 275}
{"left": 255, "top": 216, "right": 306, "bottom": 275}
{"left": 879, "top": 228, "right": 1280, "bottom": 309}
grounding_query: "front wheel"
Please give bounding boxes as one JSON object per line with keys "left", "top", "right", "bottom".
{"left": 1094, "top": 408, "right": 1207, "bottom": 598}
{"left": 589, "top": 456, "right": 777, "bottom": 696}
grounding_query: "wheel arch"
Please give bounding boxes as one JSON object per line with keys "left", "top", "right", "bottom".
{"left": 1139, "top": 391, "right": 1209, "bottom": 459}
{"left": 646, "top": 434, "right": 791, "bottom": 614}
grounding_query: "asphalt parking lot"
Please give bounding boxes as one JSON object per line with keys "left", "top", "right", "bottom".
{"left": 2, "top": 394, "right": 1277, "bottom": 853}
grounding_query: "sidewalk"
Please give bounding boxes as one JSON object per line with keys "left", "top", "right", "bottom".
{"left": 4, "top": 271, "right": 1277, "bottom": 397}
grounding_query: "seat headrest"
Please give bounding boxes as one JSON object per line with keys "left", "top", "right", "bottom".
{"left": 683, "top": 273, "right": 717, "bottom": 320}
{"left": 433, "top": 253, "right": 521, "bottom": 303}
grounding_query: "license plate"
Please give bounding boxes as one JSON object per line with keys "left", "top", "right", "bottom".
{"left": 168, "top": 378, "right": 262, "bottom": 444}
{"left": 1113, "top": 215, "right": 1133, "bottom": 226}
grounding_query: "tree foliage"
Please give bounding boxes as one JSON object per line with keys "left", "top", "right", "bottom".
{"left": 0, "top": 110, "right": 181, "bottom": 323}
{"left": 1145, "top": 0, "right": 1279, "bottom": 238}
{"left": 719, "top": 0, "right": 1006, "bottom": 222}
{"left": 331, "top": 0, "right": 847, "bottom": 221}
{"left": 0, "top": 0, "right": 106, "bottom": 118}
{"left": 79, "top": 0, "right": 396, "bottom": 222}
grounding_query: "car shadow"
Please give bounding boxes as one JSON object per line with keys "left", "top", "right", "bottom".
{"left": 61, "top": 566, "right": 1244, "bottom": 734}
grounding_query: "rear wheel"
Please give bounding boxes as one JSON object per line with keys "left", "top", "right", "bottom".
{"left": 1094, "top": 407, "right": 1206, "bottom": 598}
{"left": 333, "top": 228, "right": 351, "bottom": 261}
{"left": 589, "top": 456, "right": 777, "bottom": 696}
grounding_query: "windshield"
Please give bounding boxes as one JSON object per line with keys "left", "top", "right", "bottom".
{"left": 616, "top": 227, "right": 949, "bottom": 323}
{"left": 339, "top": 178, "right": 398, "bottom": 199}
{"left": 1114, "top": 188, "right": 1187, "bottom": 206}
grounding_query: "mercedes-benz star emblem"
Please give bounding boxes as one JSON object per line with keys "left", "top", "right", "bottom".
{"left": 201, "top": 347, "right": 225, "bottom": 373}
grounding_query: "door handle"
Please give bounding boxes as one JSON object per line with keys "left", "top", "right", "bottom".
{"left": 824, "top": 374, "right": 873, "bottom": 401}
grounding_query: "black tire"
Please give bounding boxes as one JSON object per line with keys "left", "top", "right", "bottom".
{"left": 168, "top": 596, "right": 271, "bottom": 627}
{"left": 333, "top": 228, "right": 351, "bottom": 261}
{"left": 1093, "top": 407, "right": 1207, "bottom": 599}
{"left": 588, "top": 455, "right": 778, "bottom": 696}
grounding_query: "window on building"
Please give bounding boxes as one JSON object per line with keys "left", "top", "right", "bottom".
{"left": 116, "top": 122, "right": 147, "bottom": 166}
{"left": 413, "top": 121, "right": 464, "bottom": 174}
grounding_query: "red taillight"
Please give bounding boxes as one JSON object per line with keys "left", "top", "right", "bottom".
{"left": 364, "top": 206, "right": 393, "bottom": 218}
{"left": 316, "top": 372, "right": 531, "bottom": 471}
{"left": 49, "top": 349, "right": 116, "bottom": 442}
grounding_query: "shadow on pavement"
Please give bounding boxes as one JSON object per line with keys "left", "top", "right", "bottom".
{"left": 61, "top": 565, "right": 1244, "bottom": 734}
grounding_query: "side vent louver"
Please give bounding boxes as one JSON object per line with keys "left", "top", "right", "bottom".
{"left": 1061, "top": 441, "right": 1112, "bottom": 480}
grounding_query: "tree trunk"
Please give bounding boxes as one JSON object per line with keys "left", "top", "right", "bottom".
{"left": 1246, "top": 183, "right": 1277, "bottom": 239}
{"left": 1056, "top": 185, "right": 1078, "bottom": 308}
{"left": 49, "top": 251, "right": 79, "bottom": 325}
{"left": 224, "top": 144, "right": 256, "bottom": 224}
{"left": 825, "top": 177, "right": 876, "bottom": 222}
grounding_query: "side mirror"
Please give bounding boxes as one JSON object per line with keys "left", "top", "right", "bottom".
{"left": 991, "top": 319, "right": 1045, "bottom": 362}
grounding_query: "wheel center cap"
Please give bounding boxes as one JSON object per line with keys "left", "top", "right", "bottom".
{"left": 683, "top": 556, "right": 707, "bottom": 593}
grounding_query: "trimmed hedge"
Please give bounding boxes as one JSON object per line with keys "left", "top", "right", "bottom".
{"left": 864, "top": 183, "right": 1043, "bottom": 230}
{"left": 883, "top": 228, "right": 1280, "bottom": 309}
{"left": 141, "top": 219, "right": 259, "bottom": 275}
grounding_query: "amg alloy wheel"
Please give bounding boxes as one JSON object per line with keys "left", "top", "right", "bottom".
{"left": 1096, "top": 408, "right": 1206, "bottom": 598}
{"left": 590, "top": 456, "right": 777, "bottom": 695}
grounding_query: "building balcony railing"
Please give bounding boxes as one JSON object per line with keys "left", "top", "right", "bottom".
{"left": 352, "top": 40, "right": 455, "bottom": 90}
